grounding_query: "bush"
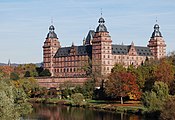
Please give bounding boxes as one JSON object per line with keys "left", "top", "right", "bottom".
{"left": 71, "top": 93, "right": 85, "bottom": 106}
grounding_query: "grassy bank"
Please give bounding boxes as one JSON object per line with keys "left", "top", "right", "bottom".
{"left": 29, "top": 98, "right": 145, "bottom": 114}
{"left": 67, "top": 99, "right": 145, "bottom": 114}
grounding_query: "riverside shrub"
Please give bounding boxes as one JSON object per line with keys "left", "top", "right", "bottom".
{"left": 71, "top": 93, "right": 85, "bottom": 105}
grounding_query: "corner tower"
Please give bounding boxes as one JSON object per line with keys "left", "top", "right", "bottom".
{"left": 92, "top": 17, "right": 112, "bottom": 76}
{"left": 148, "top": 23, "right": 166, "bottom": 59}
{"left": 43, "top": 25, "right": 60, "bottom": 76}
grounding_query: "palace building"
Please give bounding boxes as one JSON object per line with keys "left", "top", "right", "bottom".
{"left": 43, "top": 16, "right": 166, "bottom": 78}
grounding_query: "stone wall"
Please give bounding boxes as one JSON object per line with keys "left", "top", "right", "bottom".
{"left": 36, "top": 77, "right": 88, "bottom": 89}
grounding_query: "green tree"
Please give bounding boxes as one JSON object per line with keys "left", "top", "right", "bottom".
{"left": 141, "top": 81, "right": 169, "bottom": 112}
{"left": 0, "top": 79, "right": 32, "bottom": 120}
{"left": 111, "top": 63, "right": 126, "bottom": 73}
{"left": 0, "top": 80, "right": 19, "bottom": 119}
{"left": 18, "top": 77, "right": 39, "bottom": 97}
{"left": 60, "top": 81, "right": 75, "bottom": 98}
{"left": 10, "top": 72, "right": 19, "bottom": 80}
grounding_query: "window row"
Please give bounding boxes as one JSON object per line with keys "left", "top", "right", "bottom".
{"left": 55, "top": 56, "right": 88, "bottom": 61}
{"left": 54, "top": 67, "right": 85, "bottom": 73}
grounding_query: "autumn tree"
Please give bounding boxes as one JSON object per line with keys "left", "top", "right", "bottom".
{"left": 0, "top": 66, "right": 13, "bottom": 79}
{"left": 154, "top": 59, "right": 174, "bottom": 85}
{"left": 128, "top": 64, "right": 146, "bottom": 89}
{"left": 105, "top": 71, "right": 141, "bottom": 104}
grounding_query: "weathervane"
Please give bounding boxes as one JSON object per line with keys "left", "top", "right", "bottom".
{"left": 101, "top": 8, "right": 103, "bottom": 16}
{"left": 156, "top": 17, "right": 158, "bottom": 23}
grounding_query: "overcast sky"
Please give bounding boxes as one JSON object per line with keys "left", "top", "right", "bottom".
{"left": 0, "top": 0, "right": 175, "bottom": 63}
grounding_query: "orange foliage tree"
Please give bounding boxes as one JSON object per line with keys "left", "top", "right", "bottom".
{"left": 105, "top": 71, "right": 141, "bottom": 104}
{"left": 0, "top": 66, "right": 13, "bottom": 79}
{"left": 154, "top": 59, "right": 174, "bottom": 85}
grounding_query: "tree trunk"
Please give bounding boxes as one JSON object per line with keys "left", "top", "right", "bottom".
{"left": 121, "top": 96, "right": 123, "bottom": 104}
{"left": 121, "top": 112, "right": 124, "bottom": 120}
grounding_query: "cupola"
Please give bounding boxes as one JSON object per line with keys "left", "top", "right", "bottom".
{"left": 96, "top": 17, "right": 108, "bottom": 32}
{"left": 151, "top": 23, "right": 162, "bottom": 38}
{"left": 46, "top": 25, "right": 58, "bottom": 39}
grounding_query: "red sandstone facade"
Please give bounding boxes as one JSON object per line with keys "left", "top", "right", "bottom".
{"left": 43, "top": 17, "right": 166, "bottom": 78}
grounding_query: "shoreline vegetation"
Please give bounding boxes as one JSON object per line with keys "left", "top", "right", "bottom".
{"left": 29, "top": 98, "right": 145, "bottom": 114}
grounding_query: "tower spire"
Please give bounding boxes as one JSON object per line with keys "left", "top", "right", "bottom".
{"left": 8, "top": 59, "right": 11, "bottom": 66}
{"left": 101, "top": 8, "right": 103, "bottom": 16}
{"left": 51, "top": 17, "right": 53, "bottom": 25}
{"left": 156, "top": 17, "right": 158, "bottom": 23}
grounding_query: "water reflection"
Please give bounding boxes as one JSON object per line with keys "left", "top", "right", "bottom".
{"left": 23, "top": 104, "right": 143, "bottom": 120}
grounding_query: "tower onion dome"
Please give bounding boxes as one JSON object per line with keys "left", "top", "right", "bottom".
{"left": 96, "top": 17, "right": 108, "bottom": 32}
{"left": 46, "top": 25, "right": 58, "bottom": 39}
{"left": 151, "top": 24, "right": 162, "bottom": 38}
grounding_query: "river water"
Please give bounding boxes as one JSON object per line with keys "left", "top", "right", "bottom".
{"left": 23, "top": 104, "right": 155, "bottom": 120}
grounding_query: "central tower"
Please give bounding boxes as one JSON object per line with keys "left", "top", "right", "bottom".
{"left": 92, "top": 17, "right": 112, "bottom": 76}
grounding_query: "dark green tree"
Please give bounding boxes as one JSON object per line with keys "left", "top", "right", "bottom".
{"left": 36, "top": 66, "right": 44, "bottom": 76}
{"left": 10, "top": 72, "right": 19, "bottom": 80}
{"left": 39, "top": 69, "right": 51, "bottom": 76}
{"left": 81, "top": 80, "right": 95, "bottom": 99}
{"left": 24, "top": 71, "right": 31, "bottom": 77}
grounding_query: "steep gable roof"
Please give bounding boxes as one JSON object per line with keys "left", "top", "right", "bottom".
{"left": 112, "top": 44, "right": 152, "bottom": 56}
